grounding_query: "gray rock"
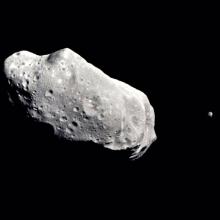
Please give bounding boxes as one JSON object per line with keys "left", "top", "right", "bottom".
{"left": 3, "top": 48, "right": 156, "bottom": 159}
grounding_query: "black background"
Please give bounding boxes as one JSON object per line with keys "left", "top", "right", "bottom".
{"left": 0, "top": 2, "right": 218, "bottom": 217}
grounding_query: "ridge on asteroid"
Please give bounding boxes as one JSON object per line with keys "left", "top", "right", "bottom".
{"left": 3, "top": 48, "right": 156, "bottom": 159}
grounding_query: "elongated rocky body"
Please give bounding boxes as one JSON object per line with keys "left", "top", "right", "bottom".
{"left": 3, "top": 48, "right": 156, "bottom": 159}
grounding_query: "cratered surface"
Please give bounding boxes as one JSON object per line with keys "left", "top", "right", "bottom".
{"left": 3, "top": 48, "right": 156, "bottom": 159}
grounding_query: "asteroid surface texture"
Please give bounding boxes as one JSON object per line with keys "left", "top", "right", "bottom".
{"left": 3, "top": 48, "right": 156, "bottom": 159}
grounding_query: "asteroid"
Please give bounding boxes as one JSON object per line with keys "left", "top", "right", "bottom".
{"left": 3, "top": 48, "right": 156, "bottom": 159}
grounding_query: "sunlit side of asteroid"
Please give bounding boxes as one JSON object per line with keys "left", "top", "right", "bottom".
{"left": 3, "top": 48, "right": 157, "bottom": 159}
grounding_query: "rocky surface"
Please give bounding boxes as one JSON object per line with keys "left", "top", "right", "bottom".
{"left": 3, "top": 48, "right": 156, "bottom": 159}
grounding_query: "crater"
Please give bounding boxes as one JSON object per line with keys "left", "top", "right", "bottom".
{"left": 73, "top": 106, "right": 79, "bottom": 112}
{"left": 45, "top": 89, "right": 54, "bottom": 98}
{"left": 65, "top": 128, "right": 74, "bottom": 134}
{"left": 72, "top": 121, "right": 78, "bottom": 127}
{"left": 60, "top": 116, "right": 68, "bottom": 122}
{"left": 132, "top": 115, "right": 140, "bottom": 126}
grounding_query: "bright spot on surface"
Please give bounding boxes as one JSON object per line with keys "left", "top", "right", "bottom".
{"left": 57, "top": 79, "right": 62, "bottom": 84}
{"left": 208, "top": 112, "right": 213, "bottom": 117}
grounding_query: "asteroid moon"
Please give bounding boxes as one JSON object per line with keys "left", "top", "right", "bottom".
{"left": 3, "top": 48, "right": 156, "bottom": 159}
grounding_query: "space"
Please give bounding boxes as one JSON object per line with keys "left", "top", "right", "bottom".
{"left": 0, "top": 2, "right": 217, "bottom": 216}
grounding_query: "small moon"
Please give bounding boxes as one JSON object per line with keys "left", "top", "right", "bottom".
{"left": 208, "top": 112, "right": 213, "bottom": 117}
